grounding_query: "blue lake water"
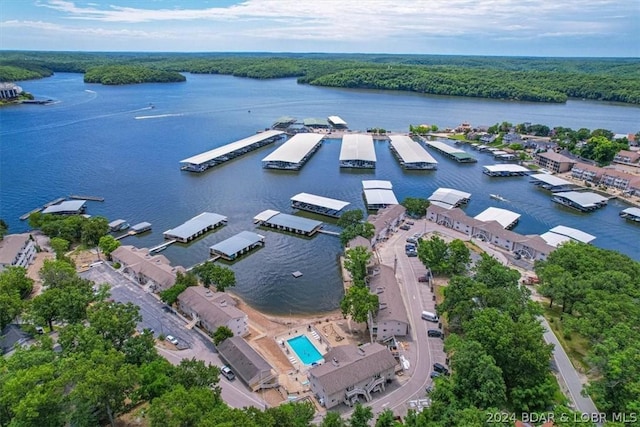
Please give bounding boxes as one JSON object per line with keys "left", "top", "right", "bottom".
{"left": 1, "top": 73, "right": 639, "bottom": 314}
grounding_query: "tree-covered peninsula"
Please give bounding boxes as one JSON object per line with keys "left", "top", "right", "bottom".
{"left": 0, "top": 51, "right": 638, "bottom": 103}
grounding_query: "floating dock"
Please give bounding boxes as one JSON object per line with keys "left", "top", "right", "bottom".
{"left": 362, "top": 180, "right": 399, "bottom": 210}
{"left": 388, "top": 135, "right": 438, "bottom": 170}
{"left": 209, "top": 231, "right": 265, "bottom": 261}
{"left": 43, "top": 197, "right": 67, "bottom": 208}
{"left": 339, "top": 134, "right": 376, "bottom": 168}
{"left": 108, "top": 219, "right": 130, "bottom": 232}
{"left": 149, "top": 239, "right": 177, "bottom": 254}
{"left": 130, "top": 222, "right": 152, "bottom": 234}
{"left": 482, "top": 164, "right": 532, "bottom": 177}
{"left": 540, "top": 225, "right": 596, "bottom": 247}
{"left": 42, "top": 200, "right": 87, "bottom": 215}
{"left": 474, "top": 207, "right": 521, "bottom": 229}
{"left": 552, "top": 191, "right": 608, "bottom": 212}
{"left": 529, "top": 173, "right": 576, "bottom": 192}
{"left": 291, "top": 193, "right": 350, "bottom": 218}
{"left": 19, "top": 207, "right": 42, "bottom": 221}
{"left": 620, "top": 207, "right": 640, "bottom": 222}
{"left": 163, "top": 212, "right": 227, "bottom": 243}
{"left": 69, "top": 195, "right": 104, "bottom": 201}
{"left": 180, "top": 130, "right": 285, "bottom": 172}
{"left": 254, "top": 209, "right": 323, "bottom": 236}
{"left": 262, "top": 133, "right": 324, "bottom": 170}
{"left": 427, "top": 188, "right": 471, "bottom": 209}
{"left": 423, "top": 139, "right": 476, "bottom": 163}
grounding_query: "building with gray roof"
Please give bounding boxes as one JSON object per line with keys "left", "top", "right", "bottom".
{"left": 369, "top": 265, "right": 409, "bottom": 342}
{"left": 41, "top": 200, "right": 86, "bottom": 215}
{"left": 209, "top": 231, "right": 265, "bottom": 260}
{"left": 163, "top": 212, "right": 227, "bottom": 243}
{"left": 217, "top": 336, "right": 278, "bottom": 391}
{"left": 291, "top": 193, "right": 350, "bottom": 218}
{"left": 474, "top": 207, "right": 521, "bottom": 229}
{"left": 328, "top": 115, "right": 348, "bottom": 128}
{"left": 620, "top": 207, "right": 640, "bottom": 222}
{"left": 388, "top": 135, "right": 438, "bottom": 169}
{"left": 177, "top": 286, "right": 248, "bottom": 338}
{"left": 428, "top": 188, "right": 471, "bottom": 209}
{"left": 0, "top": 233, "right": 36, "bottom": 272}
{"left": 423, "top": 139, "right": 476, "bottom": 163}
{"left": 111, "top": 245, "right": 185, "bottom": 292}
{"left": 130, "top": 222, "right": 152, "bottom": 234}
{"left": 262, "top": 133, "right": 324, "bottom": 170}
{"left": 482, "top": 164, "right": 532, "bottom": 176}
{"left": 254, "top": 210, "right": 323, "bottom": 236}
{"left": 540, "top": 225, "right": 596, "bottom": 247}
{"left": 367, "top": 205, "right": 406, "bottom": 245}
{"left": 529, "top": 173, "right": 575, "bottom": 192}
{"left": 362, "top": 180, "right": 399, "bottom": 210}
{"left": 552, "top": 191, "right": 608, "bottom": 212}
{"left": 339, "top": 134, "right": 376, "bottom": 168}
{"left": 308, "top": 343, "right": 398, "bottom": 409}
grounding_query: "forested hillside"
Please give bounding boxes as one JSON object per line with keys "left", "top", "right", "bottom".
{"left": 0, "top": 51, "right": 638, "bottom": 103}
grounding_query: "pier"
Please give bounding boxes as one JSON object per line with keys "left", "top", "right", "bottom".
{"left": 529, "top": 174, "right": 576, "bottom": 192}
{"left": 70, "top": 195, "right": 104, "bottom": 201}
{"left": 482, "top": 164, "right": 532, "bottom": 177}
{"left": 43, "top": 197, "right": 67, "bottom": 208}
{"left": 19, "top": 207, "right": 42, "bottom": 221}
{"left": 210, "top": 231, "right": 265, "bottom": 261}
{"left": 422, "top": 139, "right": 476, "bottom": 163}
{"left": 428, "top": 188, "right": 471, "bottom": 209}
{"left": 552, "top": 191, "right": 608, "bottom": 212}
{"left": 388, "top": 135, "right": 438, "bottom": 170}
{"left": 42, "top": 200, "right": 87, "bottom": 215}
{"left": 540, "top": 225, "right": 596, "bottom": 247}
{"left": 149, "top": 239, "right": 177, "bottom": 254}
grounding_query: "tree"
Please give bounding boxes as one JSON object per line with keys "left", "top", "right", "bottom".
{"left": 50, "top": 237, "right": 70, "bottom": 259}
{"left": 375, "top": 409, "right": 398, "bottom": 427}
{"left": 0, "top": 267, "right": 33, "bottom": 329}
{"left": 337, "top": 209, "right": 364, "bottom": 228}
{"left": 0, "top": 266, "right": 33, "bottom": 298}
{"left": 0, "top": 219, "right": 7, "bottom": 239}
{"left": 349, "top": 403, "right": 374, "bottom": 427}
{"left": 212, "top": 325, "right": 234, "bottom": 346}
{"left": 193, "top": 263, "right": 236, "bottom": 292}
{"left": 322, "top": 411, "right": 347, "bottom": 427}
{"left": 122, "top": 331, "right": 157, "bottom": 366}
{"left": 340, "top": 222, "right": 375, "bottom": 247}
{"left": 80, "top": 216, "right": 109, "bottom": 247}
{"left": 98, "top": 235, "right": 120, "bottom": 259}
{"left": 173, "top": 358, "right": 221, "bottom": 396}
{"left": 39, "top": 258, "right": 76, "bottom": 289}
{"left": 417, "top": 235, "right": 449, "bottom": 275}
{"left": 159, "top": 284, "right": 187, "bottom": 305}
{"left": 175, "top": 270, "right": 198, "bottom": 287}
{"left": 343, "top": 246, "right": 372, "bottom": 286}
{"left": 266, "top": 401, "right": 315, "bottom": 427}
{"left": 88, "top": 301, "right": 141, "bottom": 350}
{"left": 340, "top": 285, "right": 379, "bottom": 324}
{"left": 401, "top": 197, "right": 430, "bottom": 218}
{"left": 447, "top": 239, "right": 470, "bottom": 275}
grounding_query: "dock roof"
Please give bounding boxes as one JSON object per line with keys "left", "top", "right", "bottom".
{"left": 328, "top": 116, "right": 347, "bottom": 126}
{"left": 428, "top": 188, "right": 471, "bottom": 207}
{"left": 540, "top": 232, "right": 572, "bottom": 248}
{"left": 548, "top": 225, "right": 596, "bottom": 244}
{"left": 530, "top": 173, "right": 573, "bottom": 187}
{"left": 163, "top": 212, "right": 227, "bottom": 240}
{"left": 553, "top": 191, "right": 608, "bottom": 208}
{"left": 257, "top": 211, "right": 323, "bottom": 233}
{"left": 483, "top": 164, "right": 531, "bottom": 173}
{"left": 180, "top": 130, "right": 284, "bottom": 166}
{"left": 389, "top": 135, "right": 438, "bottom": 164}
{"left": 474, "top": 207, "right": 521, "bottom": 229}
{"left": 291, "top": 193, "right": 350, "bottom": 211}
{"left": 303, "top": 118, "right": 329, "bottom": 127}
{"left": 622, "top": 207, "right": 640, "bottom": 217}
{"left": 261, "top": 133, "right": 324, "bottom": 164}
{"left": 339, "top": 134, "right": 376, "bottom": 162}
{"left": 210, "top": 231, "right": 264, "bottom": 257}
{"left": 108, "top": 219, "right": 127, "bottom": 228}
{"left": 42, "top": 200, "right": 86, "bottom": 214}
{"left": 131, "top": 222, "right": 152, "bottom": 232}
{"left": 362, "top": 180, "right": 393, "bottom": 190}
{"left": 425, "top": 139, "right": 470, "bottom": 156}
{"left": 363, "top": 189, "right": 399, "bottom": 206}
{"left": 273, "top": 116, "right": 296, "bottom": 126}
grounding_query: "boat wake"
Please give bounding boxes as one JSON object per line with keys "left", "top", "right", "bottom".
{"left": 135, "top": 113, "right": 184, "bottom": 120}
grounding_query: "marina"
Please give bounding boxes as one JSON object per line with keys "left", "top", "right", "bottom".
{"left": 163, "top": 212, "right": 227, "bottom": 243}
{"left": 427, "top": 188, "right": 471, "bottom": 209}
{"left": 209, "top": 230, "right": 266, "bottom": 261}
{"left": 180, "top": 130, "right": 285, "bottom": 172}
{"left": 362, "top": 180, "right": 399, "bottom": 210}
{"left": 261, "top": 133, "right": 324, "bottom": 170}
{"left": 474, "top": 207, "right": 521, "bottom": 229}
{"left": 482, "top": 164, "right": 532, "bottom": 176}
{"left": 422, "top": 139, "right": 477, "bottom": 163}
{"left": 619, "top": 207, "right": 640, "bottom": 222}
{"left": 388, "top": 135, "right": 438, "bottom": 170}
{"left": 254, "top": 209, "right": 324, "bottom": 236}
{"left": 339, "top": 134, "right": 376, "bottom": 168}
{"left": 41, "top": 200, "right": 87, "bottom": 215}
{"left": 552, "top": 191, "right": 609, "bottom": 212}
{"left": 290, "top": 193, "right": 350, "bottom": 218}
{"left": 529, "top": 173, "right": 576, "bottom": 192}
{"left": 540, "top": 225, "right": 596, "bottom": 247}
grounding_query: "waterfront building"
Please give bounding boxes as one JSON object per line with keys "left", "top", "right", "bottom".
{"left": 180, "top": 130, "right": 285, "bottom": 172}
{"left": 261, "top": 133, "right": 324, "bottom": 170}
{"left": 111, "top": 245, "right": 185, "bottom": 292}
{"left": 551, "top": 191, "right": 608, "bottom": 212}
{"left": 41, "top": 200, "right": 86, "bottom": 215}
{"left": 0, "top": 83, "right": 22, "bottom": 99}
{"left": 571, "top": 162, "right": 602, "bottom": 182}
{"left": 362, "top": 180, "right": 399, "bottom": 210}
{"left": 474, "top": 207, "right": 521, "bottom": 229}
{"left": 482, "top": 164, "right": 531, "bottom": 176}
{"left": 209, "top": 231, "right": 265, "bottom": 261}
{"left": 599, "top": 169, "right": 640, "bottom": 192}
{"left": 529, "top": 173, "right": 576, "bottom": 192}
{"left": 290, "top": 193, "right": 350, "bottom": 218}
{"left": 613, "top": 150, "right": 640, "bottom": 165}
{"left": 423, "top": 139, "right": 476, "bottom": 163}
{"left": 535, "top": 151, "right": 576, "bottom": 173}
{"left": 388, "top": 135, "right": 438, "bottom": 170}
{"left": 540, "top": 225, "right": 596, "bottom": 247}
{"left": 367, "top": 205, "right": 406, "bottom": 245}
{"left": 217, "top": 336, "right": 278, "bottom": 391}
{"left": 0, "top": 234, "right": 36, "bottom": 272}
{"left": 177, "top": 286, "right": 248, "bottom": 337}
{"left": 253, "top": 209, "right": 323, "bottom": 236}
{"left": 368, "top": 265, "right": 409, "bottom": 342}
{"left": 163, "top": 212, "right": 227, "bottom": 243}
{"left": 308, "top": 343, "right": 398, "bottom": 409}
{"left": 427, "top": 188, "right": 471, "bottom": 209}
{"left": 328, "top": 116, "right": 348, "bottom": 129}
{"left": 339, "top": 134, "right": 376, "bottom": 168}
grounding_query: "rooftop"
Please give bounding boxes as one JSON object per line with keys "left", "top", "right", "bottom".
{"left": 363, "top": 189, "right": 399, "bottom": 206}
{"left": 328, "top": 115, "right": 347, "bottom": 126}
{"left": 339, "top": 134, "right": 376, "bottom": 162}
{"left": 369, "top": 265, "right": 409, "bottom": 326}
{"left": 255, "top": 210, "right": 323, "bottom": 233}
{"left": 428, "top": 188, "right": 471, "bottom": 208}
{"left": 483, "top": 164, "right": 531, "bottom": 173}
{"left": 217, "top": 336, "right": 274, "bottom": 387}
{"left": 530, "top": 173, "right": 573, "bottom": 187}
{"left": 163, "top": 212, "right": 227, "bottom": 240}
{"left": 548, "top": 225, "right": 596, "bottom": 244}
{"left": 41, "top": 200, "right": 86, "bottom": 214}
{"left": 536, "top": 151, "right": 576, "bottom": 163}
{"left": 290, "top": 193, "right": 350, "bottom": 212}
{"left": 474, "top": 207, "right": 521, "bottom": 229}
{"left": 262, "top": 133, "right": 324, "bottom": 164}
{"left": 180, "top": 130, "right": 284, "bottom": 165}
{"left": 0, "top": 234, "right": 31, "bottom": 265}
{"left": 389, "top": 135, "right": 438, "bottom": 164}
{"left": 553, "top": 191, "right": 609, "bottom": 208}
{"left": 362, "top": 180, "right": 393, "bottom": 190}
{"left": 210, "top": 231, "right": 265, "bottom": 257}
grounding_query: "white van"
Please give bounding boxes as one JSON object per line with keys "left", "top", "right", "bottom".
{"left": 421, "top": 311, "right": 439, "bottom": 322}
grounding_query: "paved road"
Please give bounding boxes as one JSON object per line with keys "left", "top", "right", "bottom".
{"left": 80, "top": 263, "right": 268, "bottom": 410}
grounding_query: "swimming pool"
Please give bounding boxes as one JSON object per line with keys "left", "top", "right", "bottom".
{"left": 287, "top": 335, "right": 324, "bottom": 365}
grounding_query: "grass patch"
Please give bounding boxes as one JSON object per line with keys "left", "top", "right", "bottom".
{"left": 448, "top": 134, "right": 468, "bottom": 141}
{"left": 542, "top": 304, "right": 592, "bottom": 374}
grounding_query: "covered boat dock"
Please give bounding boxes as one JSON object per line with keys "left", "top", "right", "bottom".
{"left": 428, "top": 188, "right": 471, "bottom": 209}
{"left": 328, "top": 115, "right": 348, "bottom": 129}
{"left": 254, "top": 209, "right": 323, "bottom": 236}
{"left": 130, "top": 222, "right": 152, "bottom": 234}
{"left": 180, "top": 130, "right": 285, "bottom": 172}
{"left": 388, "top": 135, "right": 438, "bottom": 170}
{"left": 209, "top": 231, "right": 265, "bottom": 261}
{"left": 42, "top": 200, "right": 87, "bottom": 215}
{"left": 552, "top": 191, "right": 608, "bottom": 212}
{"left": 261, "top": 133, "right": 324, "bottom": 170}
{"left": 482, "top": 164, "right": 532, "bottom": 176}
{"left": 291, "top": 193, "right": 350, "bottom": 218}
{"left": 474, "top": 207, "right": 520, "bottom": 229}
{"left": 108, "top": 219, "right": 129, "bottom": 232}
{"left": 423, "top": 140, "right": 476, "bottom": 163}
{"left": 272, "top": 116, "right": 297, "bottom": 130}
{"left": 339, "top": 134, "right": 376, "bottom": 168}
{"left": 620, "top": 207, "right": 640, "bottom": 222}
{"left": 530, "top": 173, "right": 576, "bottom": 192}
{"left": 362, "top": 180, "right": 399, "bottom": 210}
{"left": 540, "top": 225, "right": 596, "bottom": 247}
{"left": 163, "top": 212, "right": 228, "bottom": 243}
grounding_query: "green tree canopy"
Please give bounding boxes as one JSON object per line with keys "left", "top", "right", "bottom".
{"left": 212, "top": 325, "right": 234, "bottom": 346}
{"left": 193, "top": 263, "right": 236, "bottom": 292}
{"left": 401, "top": 197, "right": 430, "bottom": 218}
{"left": 340, "top": 285, "right": 379, "bottom": 324}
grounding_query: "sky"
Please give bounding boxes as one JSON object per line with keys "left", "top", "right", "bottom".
{"left": 0, "top": 0, "right": 638, "bottom": 57}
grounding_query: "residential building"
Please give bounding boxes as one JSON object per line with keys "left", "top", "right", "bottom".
{"left": 367, "top": 205, "right": 407, "bottom": 246}
{"left": 217, "top": 336, "right": 278, "bottom": 391}
{"left": 535, "top": 151, "right": 576, "bottom": 173}
{"left": 0, "top": 324, "right": 32, "bottom": 355}
{"left": 613, "top": 150, "right": 640, "bottom": 165}
{"left": 111, "top": 245, "right": 185, "bottom": 292}
{"left": 176, "top": 286, "right": 248, "bottom": 338}
{"left": 308, "top": 343, "right": 398, "bottom": 409}
{"left": 0, "top": 233, "right": 37, "bottom": 272}
{"left": 571, "top": 162, "right": 602, "bottom": 182}
{"left": 600, "top": 169, "right": 640, "bottom": 191}
{"left": 368, "top": 265, "right": 409, "bottom": 342}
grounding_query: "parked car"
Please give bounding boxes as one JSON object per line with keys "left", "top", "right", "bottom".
{"left": 418, "top": 275, "right": 428, "bottom": 282}
{"left": 430, "top": 371, "right": 441, "bottom": 379}
{"left": 166, "top": 335, "right": 179, "bottom": 345}
{"left": 405, "top": 243, "right": 416, "bottom": 250}
{"left": 406, "top": 237, "right": 417, "bottom": 244}
{"left": 399, "top": 224, "right": 411, "bottom": 231}
{"left": 221, "top": 365, "right": 235, "bottom": 380}
{"left": 406, "top": 221, "right": 415, "bottom": 225}
{"left": 427, "top": 329, "right": 443, "bottom": 338}
{"left": 433, "top": 362, "right": 449, "bottom": 375}
{"left": 406, "top": 251, "right": 417, "bottom": 257}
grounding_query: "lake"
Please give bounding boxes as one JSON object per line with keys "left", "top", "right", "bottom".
{"left": 1, "top": 73, "right": 639, "bottom": 314}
